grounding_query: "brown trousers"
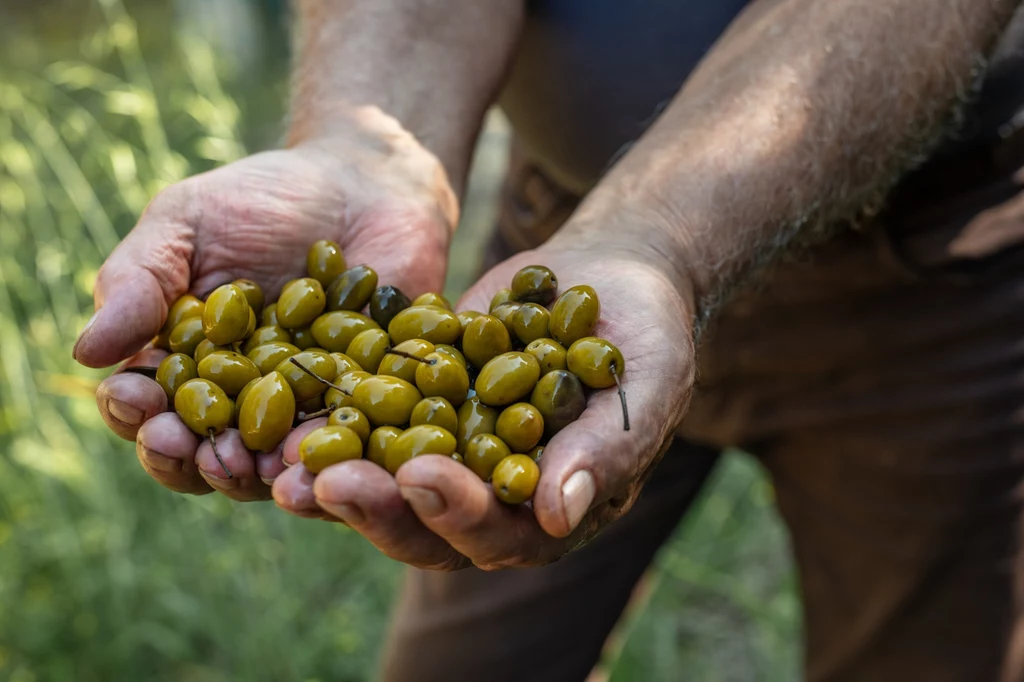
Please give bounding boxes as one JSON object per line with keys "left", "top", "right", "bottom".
{"left": 379, "top": 130, "right": 1024, "bottom": 682}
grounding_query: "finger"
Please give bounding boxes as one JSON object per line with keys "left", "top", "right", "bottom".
{"left": 281, "top": 418, "right": 329, "bottom": 466}
{"left": 136, "top": 412, "right": 213, "bottom": 495}
{"left": 273, "top": 464, "right": 338, "bottom": 520}
{"left": 194, "top": 429, "right": 271, "bottom": 501}
{"left": 256, "top": 450, "right": 288, "bottom": 486}
{"left": 396, "top": 455, "right": 568, "bottom": 569}
{"left": 312, "top": 460, "right": 469, "bottom": 570}
{"left": 96, "top": 372, "right": 169, "bottom": 441}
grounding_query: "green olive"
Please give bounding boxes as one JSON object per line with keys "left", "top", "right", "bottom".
{"left": 328, "top": 406, "right": 372, "bottom": 443}
{"left": 385, "top": 424, "right": 457, "bottom": 475}
{"left": 247, "top": 341, "right": 300, "bottom": 375}
{"left": 233, "top": 279, "right": 265, "bottom": 314}
{"left": 261, "top": 303, "right": 279, "bottom": 327}
{"left": 491, "top": 455, "right": 540, "bottom": 504}
{"left": 197, "top": 351, "right": 261, "bottom": 396}
{"left": 528, "top": 445, "right": 544, "bottom": 463}
{"left": 377, "top": 339, "right": 435, "bottom": 384}
{"left": 511, "top": 265, "right": 558, "bottom": 305}
{"left": 330, "top": 352, "right": 362, "bottom": 377}
{"left": 194, "top": 339, "right": 228, "bottom": 364}
{"left": 455, "top": 396, "right": 499, "bottom": 454}
{"left": 415, "top": 352, "right": 470, "bottom": 406}
{"left": 300, "top": 425, "right": 362, "bottom": 474}
{"left": 524, "top": 338, "right": 568, "bottom": 375}
{"left": 238, "top": 371, "right": 296, "bottom": 452}
{"left": 157, "top": 294, "right": 204, "bottom": 348}
{"left": 367, "top": 426, "right": 402, "bottom": 468}
{"left": 495, "top": 402, "right": 544, "bottom": 453}
{"left": 325, "top": 265, "right": 378, "bottom": 312}
{"left": 511, "top": 303, "right": 550, "bottom": 346}
{"left": 464, "top": 433, "right": 512, "bottom": 481}
{"left": 369, "top": 285, "right": 412, "bottom": 330}
{"left": 490, "top": 302, "right": 522, "bottom": 337}
{"left": 451, "top": 452, "right": 465, "bottom": 465}
{"left": 412, "top": 292, "right": 451, "bottom": 309}
{"left": 168, "top": 316, "right": 206, "bottom": 356}
{"left": 434, "top": 344, "right": 467, "bottom": 369}
{"left": 202, "top": 283, "right": 251, "bottom": 346}
{"left": 388, "top": 305, "right": 462, "bottom": 345}
{"left": 246, "top": 307, "right": 257, "bottom": 338}
{"left": 550, "top": 285, "right": 600, "bottom": 346}
{"left": 567, "top": 337, "right": 625, "bottom": 389}
{"left": 234, "top": 377, "right": 260, "bottom": 424}
{"left": 346, "top": 328, "right": 392, "bottom": 373}
{"left": 275, "top": 350, "right": 337, "bottom": 402}
{"left": 489, "top": 288, "right": 514, "bottom": 312}
{"left": 306, "top": 239, "right": 347, "bottom": 288}
{"left": 475, "top": 352, "right": 541, "bottom": 407}
{"left": 156, "top": 353, "right": 198, "bottom": 401}
{"left": 530, "top": 369, "right": 586, "bottom": 437}
{"left": 296, "top": 394, "right": 325, "bottom": 418}
{"left": 462, "top": 314, "right": 512, "bottom": 369}
{"left": 457, "top": 310, "right": 481, "bottom": 334}
{"left": 353, "top": 375, "right": 423, "bottom": 427}
{"left": 174, "top": 378, "right": 233, "bottom": 436}
{"left": 310, "top": 311, "right": 379, "bottom": 353}
{"left": 241, "top": 325, "right": 291, "bottom": 354}
{"left": 291, "top": 326, "right": 316, "bottom": 349}
{"left": 410, "top": 396, "right": 458, "bottom": 434}
{"left": 277, "top": 278, "right": 326, "bottom": 329}
{"left": 326, "top": 370, "right": 371, "bottom": 410}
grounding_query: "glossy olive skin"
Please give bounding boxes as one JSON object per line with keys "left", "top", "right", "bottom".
{"left": 377, "top": 339, "right": 435, "bottom": 384}
{"left": 388, "top": 305, "right": 462, "bottom": 345}
{"left": 412, "top": 292, "right": 451, "bottom": 309}
{"left": 489, "top": 288, "right": 514, "bottom": 312}
{"left": 455, "top": 397, "right": 499, "bottom": 454}
{"left": 310, "top": 311, "right": 379, "bottom": 353}
{"left": 198, "top": 351, "right": 261, "bottom": 396}
{"left": 233, "top": 279, "right": 265, "bottom": 313}
{"left": 496, "top": 402, "right": 544, "bottom": 453}
{"left": 261, "top": 303, "right": 279, "bottom": 327}
{"left": 353, "top": 375, "right": 423, "bottom": 427}
{"left": 550, "top": 285, "right": 600, "bottom": 346}
{"left": 156, "top": 353, "right": 198, "bottom": 401}
{"left": 194, "top": 338, "right": 228, "bottom": 363}
{"left": 238, "top": 371, "right": 296, "bottom": 452}
{"left": 330, "top": 352, "right": 362, "bottom": 377}
{"left": 328, "top": 406, "right": 371, "bottom": 443}
{"left": 346, "top": 328, "right": 392, "bottom": 373}
{"left": 300, "top": 426, "right": 363, "bottom": 474}
{"left": 456, "top": 310, "right": 481, "bottom": 334}
{"left": 166, "top": 316, "right": 204, "bottom": 356}
{"left": 475, "top": 352, "right": 541, "bottom": 407}
{"left": 246, "top": 307, "right": 257, "bottom": 338}
{"left": 277, "top": 278, "right": 326, "bottom": 329}
{"left": 464, "top": 433, "right": 512, "bottom": 481}
{"left": 490, "top": 302, "right": 522, "bottom": 336}
{"left": 511, "top": 303, "right": 550, "bottom": 346}
{"left": 410, "top": 396, "right": 458, "bottom": 433}
{"left": 247, "top": 341, "right": 300, "bottom": 375}
{"left": 415, "top": 352, "right": 470, "bottom": 406}
{"left": 567, "top": 337, "right": 625, "bottom": 389}
{"left": 174, "top": 378, "right": 233, "bottom": 436}
{"left": 462, "top": 314, "right": 512, "bottom": 369}
{"left": 369, "top": 285, "right": 412, "bottom": 329}
{"left": 385, "top": 425, "right": 457, "bottom": 475}
{"left": 367, "top": 426, "right": 402, "bottom": 468}
{"left": 325, "top": 370, "right": 371, "bottom": 410}
{"left": 291, "top": 326, "right": 316, "bottom": 350}
{"left": 158, "top": 294, "right": 205, "bottom": 348}
{"left": 234, "top": 377, "right": 260, "bottom": 424}
{"left": 202, "top": 284, "right": 251, "bottom": 346}
{"left": 511, "top": 265, "right": 558, "bottom": 305}
{"left": 241, "top": 326, "right": 291, "bottom": 354}
{"left": 528, "top": 445, "right": 544, "bottom": 463}
{"left": 491, "top": 455, "right": 540, "bottom": 504}
{"left": 530, "top": 370, "right": 587, "bottom": 437}
{"left": 326, "top": 265, "right": 378, "bottom": 312}
{"left": 524, "top": 338, "right": 568, "bottom": 375}
{"left": 306, "top": 239, "right": 347, "bottom": 288}
{"left": 434, "top": 344, "right": 467, "bottom": 369}
{"left": 275, "top": 350, "right": 337, "bottom": 401}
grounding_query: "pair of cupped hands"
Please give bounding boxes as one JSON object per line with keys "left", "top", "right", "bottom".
{"left": 72, "top": 121, "right": 696, "bottom": 571}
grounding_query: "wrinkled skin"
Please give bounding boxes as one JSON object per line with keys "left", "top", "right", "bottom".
{"left": 75, "top": 129, "right": 456, "bottom": 502}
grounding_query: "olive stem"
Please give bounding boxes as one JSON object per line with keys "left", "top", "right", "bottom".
{"left": 207, "top": 429, "right": 234, "bottom": 479}
{"left": 611, "top": 363, "right": 630, "bottom": 432}
{"left": 385, "top": 349, "right": 435, "bottom": 365}
{"left": 288, "top": 357, "right": 351, "bottom": 395}
{"left": 298, "top": 407, "right": 333, "bottom": 421}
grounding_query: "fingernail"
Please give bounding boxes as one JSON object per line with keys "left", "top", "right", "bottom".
{"left": 562, "top": 470, "right": 596, "bottom": 531}
{"left": 260, "top": 476, "right": 276, "bottom": 486}
{"left": 140, "top": 446, "right": 183, "bottom": 473}
{"left": 199, "top": 467, "right": 238, "bottom": 488}
{"left": 107, "top": 399, "right": 144, "bottom": 427}
{"left": 399, "top": 486, "right": 446, "bottom": 518}
{"left": 72, "top": 311, "right": 100, "bottom": 361}
{"left": 318, "top": 501, "right": 365, "bottom": 525}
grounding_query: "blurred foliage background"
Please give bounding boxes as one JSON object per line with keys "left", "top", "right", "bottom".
{"left": 0, "top": 1, "right": 801, "bottom": 680}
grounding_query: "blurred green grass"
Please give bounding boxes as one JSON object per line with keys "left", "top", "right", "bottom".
{"left": 0, "top": 2, "right": 801, "bottom": 680}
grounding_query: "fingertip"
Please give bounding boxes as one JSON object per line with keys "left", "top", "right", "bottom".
{"left": 76, "top": 269, "right": 170, "bottom": 368}
{"left": 97, "top": 372, "right": 169, "bottom": 440}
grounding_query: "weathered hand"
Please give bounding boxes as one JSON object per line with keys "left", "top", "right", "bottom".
{"left": 74, "top": 116, "right": 458, "bottom": 502}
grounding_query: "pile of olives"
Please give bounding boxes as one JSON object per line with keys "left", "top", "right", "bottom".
{"left": 153, "top": 240, "right": 627, "bottom": 504}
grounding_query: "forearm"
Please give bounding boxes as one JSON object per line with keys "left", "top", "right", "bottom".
{"left": 563, "top": 0, "right": 1021, "bottom": 330}
{"left": 286, "top": 0, "right": 524, "bottom": 193}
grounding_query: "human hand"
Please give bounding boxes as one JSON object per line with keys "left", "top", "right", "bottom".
{"left": 74, "top": 112, "right": 458, "bottom": 502}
